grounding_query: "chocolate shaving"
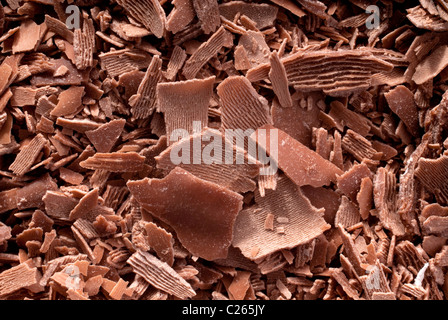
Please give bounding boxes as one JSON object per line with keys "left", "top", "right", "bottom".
{"left": 233, "top": 175, "right": 330, "bottom": 260}
{"left": 144, "top": 222, "right": 174, "bottom": 266}
{"left": 218, "top": 76, "right": 272, "bottom": 145}
{"left": 157, "top": 76, "right": 215, "bottom": 144}
{"left": 269, "top": 51, "right": 292, "bottom": 109}
{"left": 99, "top": 49, "right": 152, "bottom": 78}
{"left": 128, "top": 250, "right": 195, "bottom": 299}
{"left": 416, "top": 156, "right": 448, "bottom": 205}
{"left": 74, "top": 18, "right": 95, "bottom": 70}
{"left": 164, "top": 46, "right": 187, "bottom": 81}
{"left": 166, "top": 0, "right": 195, "bottom": 34}
{"left": 182, "top": 26, "right": 229, "bottom": 79}
{"left": 374, "top": 168, "right": 406, "bottom": 236}
{"left": 156, "top": 128, "right": 259, "bottom": 193}
{"left": 85, "top": 119, "right": 125, "bottom": 153}
{"left": 80, "top": 152, "right": 146, "bottom": 172}
{"left": 253, "top": 125, "right": 343, "bottom": 188}
{"left": 128, "top": 55, "right": 162, "bottom": 120}
{"left": 9, "top": 133, "right": 47, "bottom": 176}
{"left": 219, "top": 1, "right": 278, "bottom": 30}
{"left": 128, "top": 167, "right": 243, "bottom": 261}
{"left": 0, "top": 263, "right": 41, "bottom": 298}
{"left": 192, "top": 0, "right": 221, "bottom": 34}
{"left": 116, "top": 0, "right": 166, "bottom": 38}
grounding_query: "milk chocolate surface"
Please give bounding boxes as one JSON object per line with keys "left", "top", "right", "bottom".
{"left": 0, "top": 0, "right": 448, "bottom": 302}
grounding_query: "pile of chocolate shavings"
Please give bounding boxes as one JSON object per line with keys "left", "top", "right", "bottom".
{"left": 0, "top": 0, "right": 448, "bottom": 300}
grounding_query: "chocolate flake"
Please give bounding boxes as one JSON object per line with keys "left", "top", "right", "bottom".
{"left": 128, "top": 167, "right": 243, "bottom": 261}
{"left": 157, "top": 76, "right": 215, "bottom": 144}
{"left": 269, "top": 51, "right": 292, "bottom": 109}
{"left": 9, "top": 133, "right": 47, "bottom": 176}
{"left": 0, "top": 0, "right": 447, "bottom": 302}
{"left": 233, "top": 176, "right": 330, "bottom": 260}
{"left": 416, "top": 156, "right": 448, "bottom": 205}
{"left": 80, "top": 152, "right": 146, "bottom": 172}
{"left": 166, "top": 0, "right": 195, "bottom": 34}
{"left": 156, "top": 128, "right": 259, "bottom": 193}
{"left": 253, "top": 125, "right": 343, "bottom": 188}
{"left": 192, "top": 0, "right": 221, "bottom": 34}
{"left": 116, "top": 0, "right": 166, "bottom": 38}
{"left": 129, "top": 55, "right": 162, "bottom": 120}
{"left": 85, "top": 119, "right": 126, "bottom": 153}
{"left": 127, "top": 250, "right": 196, "bottom": 299}
{"left": 182, "top": 26, "right": 229, "bottom": 79}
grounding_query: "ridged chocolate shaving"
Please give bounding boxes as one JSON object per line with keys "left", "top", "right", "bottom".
{"left": 373, "top": 168, "right": 406, "bottom": 236}
{"left": 407, "top": 5, "right": 448, "bottom": 31}
{"left": 9, "top": 133, "right": 47, "bottom": 176}
{"left": 334, "top": 196, "right": 360, "bottom": 229}
{"left": 74, "top": 18, "right": 95, "bottom": 70}
{"left": 116, "top": 0, "right": 166, "bottom": 38}
{"left": 157, "top": 76, "right": 215, "bottom": 144}
{"left": 127, "top": 250, "right": 196, "bottom": 299}
{"left": 217, "top": 76, "right": 272, "bottom": 140}
{"left": 233, "top": 176, "right": 330, "bottom": 260}
{"left": 416, "top": 156, "right": 448, "bottom": 205}
{"left": 219, "top": 1, "right": 278, "bottom": 29}
{"left": 128, "top": 55, "right": 162, "bottom": 119}
{"left": 0, "top": 263, "right": 41, "bottom": 298}
{"left": 342, "top": 130, "right": 382, "bottom": 165}
{"left": 155, "top": 128, "right": 259, "bottom": 193}
{"left": 412, "top": 45, "right": 448, "bottom": 85}
{"left": 182, "top": 26, "right": 228, "bottom": 79}
{"left": 99, "top": 49, "right": 152, "bottom": 78}
{"left": 164, "top": 46, "right": 187, "bottom": 81}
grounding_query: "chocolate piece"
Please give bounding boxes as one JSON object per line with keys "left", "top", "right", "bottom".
{"left": 385, "top": 86, "right": 420, "bottom": 136}
{"left": 116, "top": 0, "right": 166, "bottom": 38}
{"left": 233, "top": 176, "right": 330, "bottom": 260}
{"left": 9, "top": 133, "right": 47, "bottom": 176}
{"left": 0, "top": 263, "right": 41, "bottom": 298}
{"left": 80, "top": 152, "right": 146, "bottom": 172}
{"left": 156, "top": 128, "right": 259, "bottom": 193}
{"left": 157, "top": 76, "right": 215, "bottom": 144}
{"left": 182, "top": 26, "right": 229, "bottom": 79}
{"left": 127, "top": 250, "right": 196, "bottom": 299}
{"left": 416, "top": 156, "right": 448, "bottom": 205}
{"left": 192, "top": 0, "right": 220, "bottom": 34}
{"left": 50, "top": 86, "right": 85, "bottom": 117}
{"left": 166, "top": 0, "right": 195, "bottom": 34}
{"left": 128, "top": 55, "right": 162, "bottom": 119}
{"left": 85, "top": 119, "right": 125, "bottom": 153}
{"left": 144, "top": 222, "right": 174, "bottom": 266}
{"left": 253, "top": 125, "right": 343, "bottom": 188}
{"left": 374, "top": 168, "right": 406, "bottom": 236}
{"left": 269, "top": 51, "right": 292, "bottom": 109}
{"left": 128, "top": 167, "right": 243, "bottom": 261}
{"left": 219, "top": 1, "right": 278, "bottom": 29}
